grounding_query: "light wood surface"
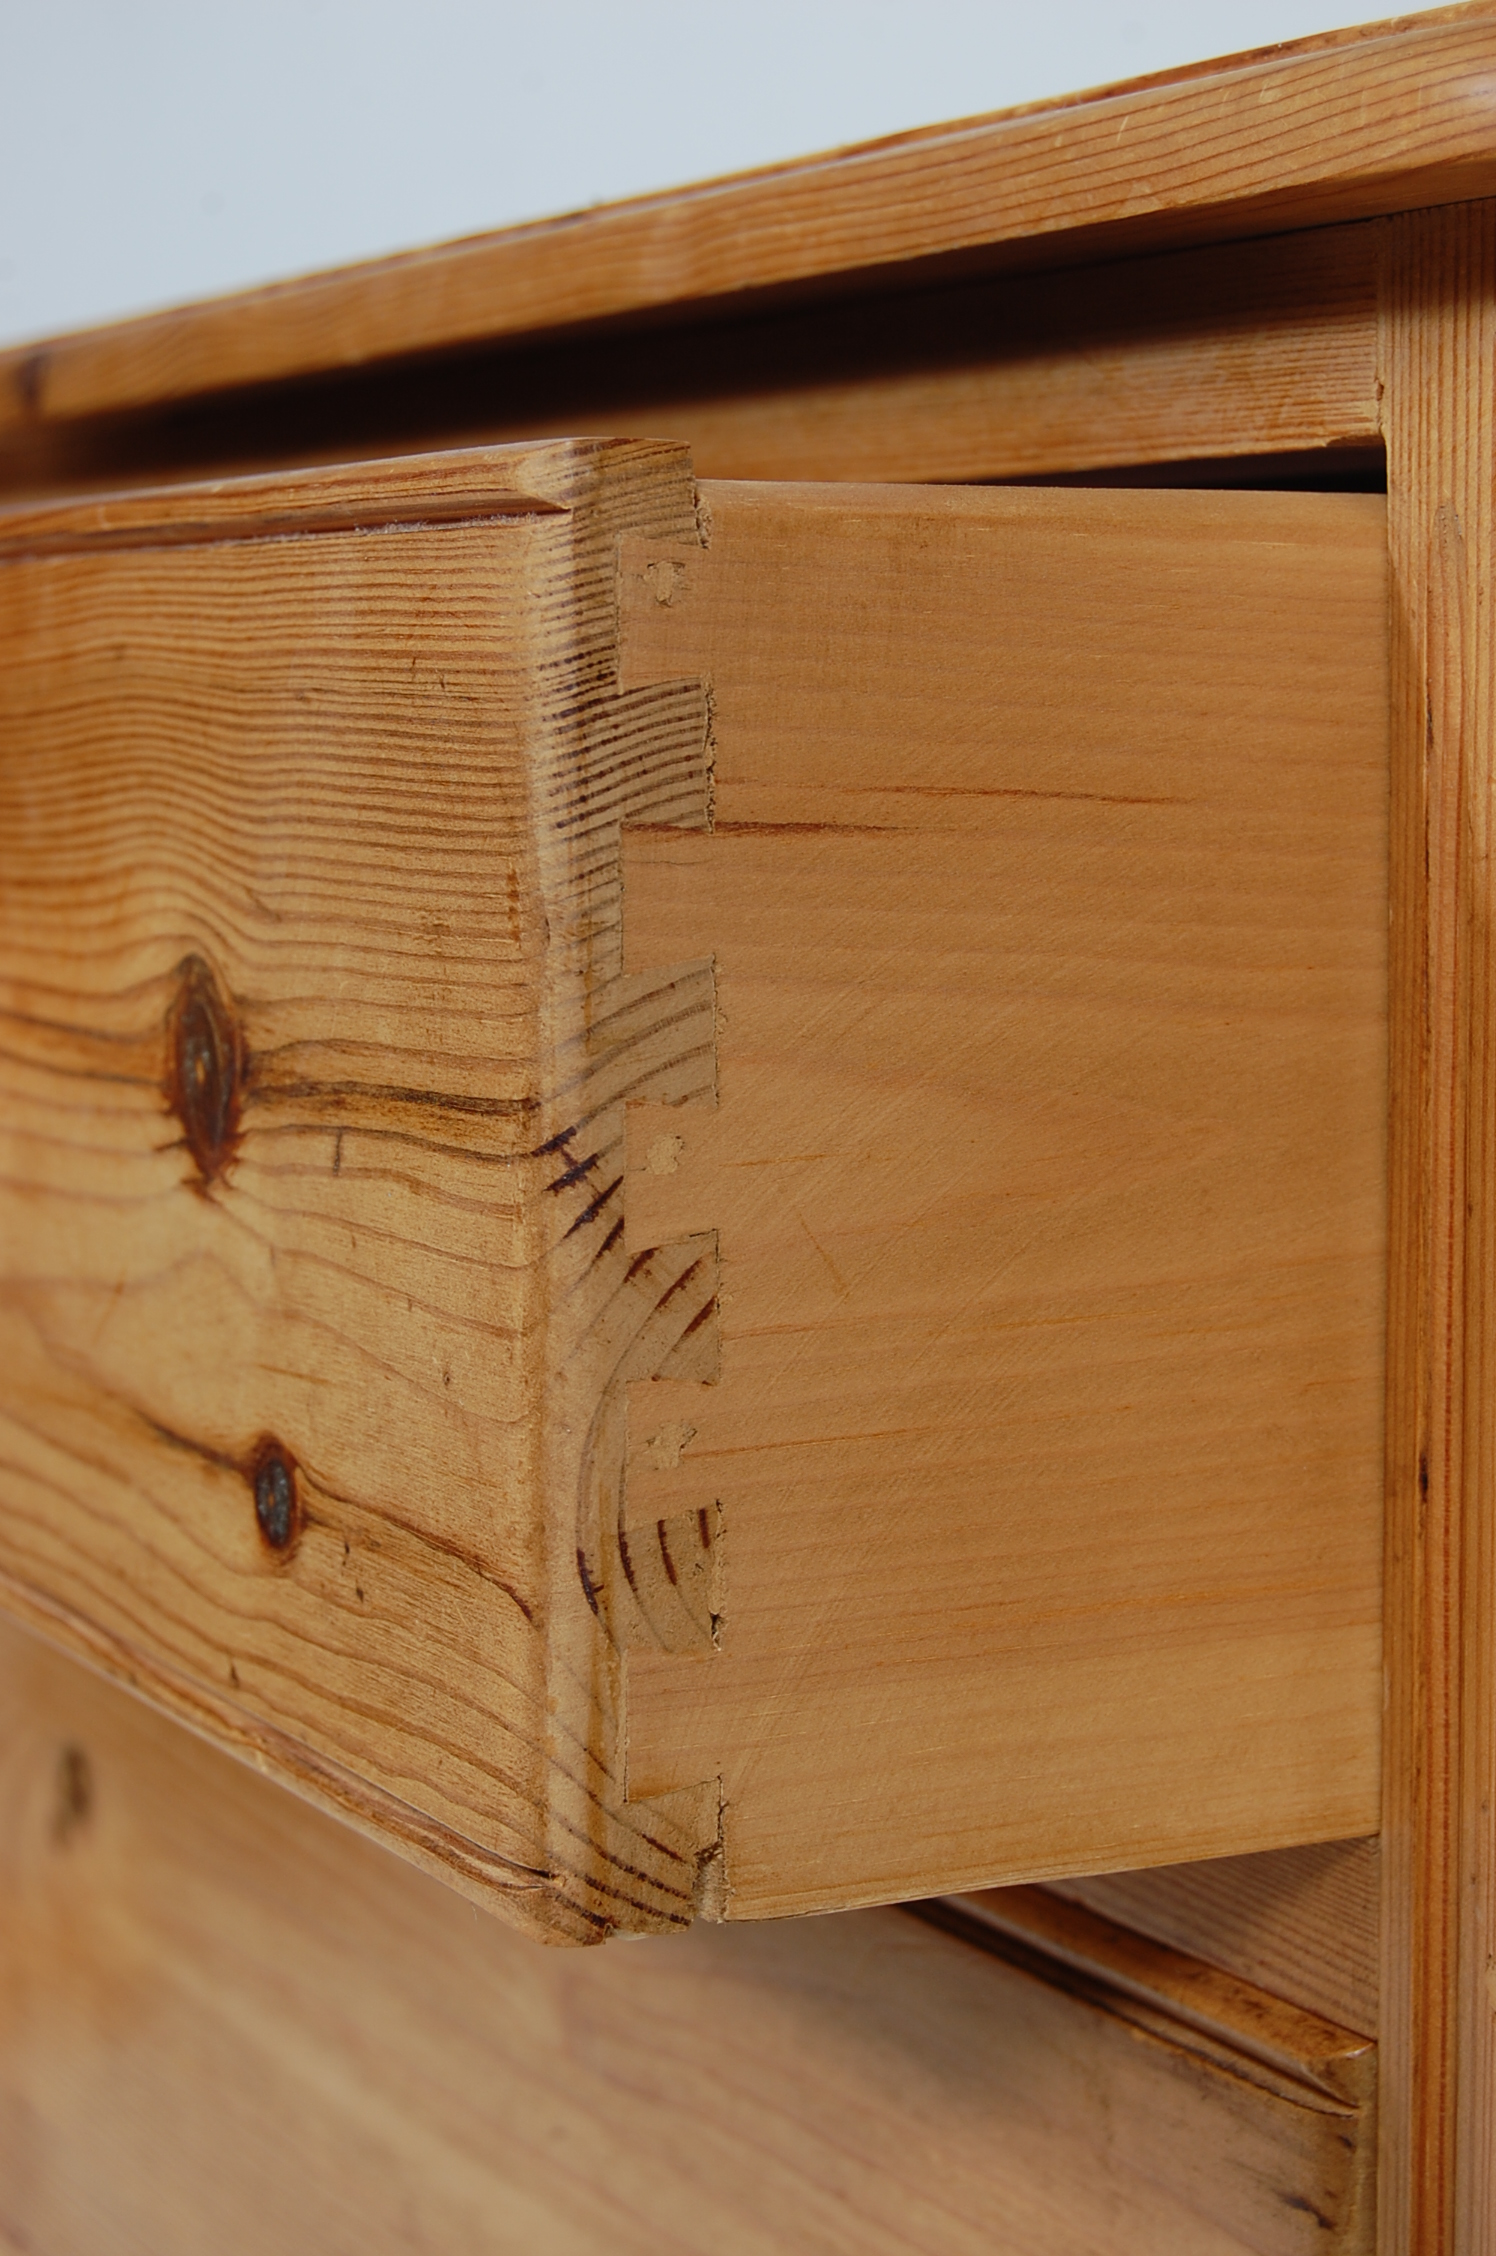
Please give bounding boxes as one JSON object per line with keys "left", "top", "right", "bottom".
{"left": 0, "top": 437, "right": 718, "bottom": 1943}
{"left": 0, "top": 225, "right": 1381, "bottom": 502}
{"left": 9, "top": 18, "right": 1493, "bottom": 2239}
{"left": 1052, "top": 1837, "right": 1380, "bottom": 2037}
{"left": 0, "top": 447, "right": 1390, "bottom": 1938}
{"left": 619, "top": 478, "right": 1388, "bottom": 1916}
{"left": 1378, "top": 198, "right": 1496, "bottom": 2256}
{"left": 0, "top": 6, "right": 1492, "bottom": 429}
{"left": 605, "top": 226, "right": 1379, "bottom": 487}
{"left": 0, "top": 1615, "right": 1377, "bottom": 2255}
{"left": 955, "top": 1884, "right": 1375, "bottom": 2116}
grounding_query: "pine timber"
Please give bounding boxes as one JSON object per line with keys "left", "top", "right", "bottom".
{"left": 0, "top": 1614, "right": 1377, "bottom": 2256}
{"left": 563, "top": 226, "right": 1379, "bottom": 487}
{"left": 18, "top": 9, "right": 1496, "bottom": 2242}
{"left": 0, "top": 449, "right": 1388, "bottom": 1937}
{"left": 1378, "top": 199, "right": 1496, "bottom": 2256}
{"left": 0, "top": 6, "right": 1493, "bottom": 430}
{"left": 619, "top": 477, "right": 1387, "bottom": 1915}
{"left": 950, "top": 1885, "right": 1376, "bottom": 2122}
{"left": 1052, "top": 1836, "right": 1380, "bottom": 2037}
{"left": 0, "top": 225, "right": 1380, "bottom": 503}
{"left": 0, "top": 437, "right": 719, "bottom": 1944}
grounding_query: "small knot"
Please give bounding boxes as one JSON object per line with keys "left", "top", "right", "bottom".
{"left": 167, "top": 953, "right": 244, "bottom": 1186}
{"left": 251, "top": 1442, "right": 300, "bottom": 1554}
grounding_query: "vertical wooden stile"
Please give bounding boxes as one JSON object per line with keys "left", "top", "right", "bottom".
{"left": 1380, "top": 200, "right": 1496, "bottom": 2256}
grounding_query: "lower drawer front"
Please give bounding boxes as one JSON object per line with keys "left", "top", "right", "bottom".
{"left": 0, "top": 437, "right": 1386, "bottom": 1936}
{"left": 0, "top": 1619, "right": 1374, "bottom": 2256}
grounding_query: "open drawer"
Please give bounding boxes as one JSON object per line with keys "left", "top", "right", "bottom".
{"left": 0, "top": 437, "right": 1386, "bottom": 1943}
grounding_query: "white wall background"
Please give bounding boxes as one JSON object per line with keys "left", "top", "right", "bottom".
{"left": 0, "top": 1, "right": 1447, "bottom": 349}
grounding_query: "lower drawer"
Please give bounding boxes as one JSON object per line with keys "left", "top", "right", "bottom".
{"left": 0, "top": 437, "right": 1387, "bottom": 1937}
{"left": 0, "top": 1618, "right": 1375, "bottom": 2256}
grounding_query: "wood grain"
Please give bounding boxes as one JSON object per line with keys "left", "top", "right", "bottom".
{"left": 611, "top": 227, "right": 1380, "bottom": 487}
{"left": 0, "top": 449, "right": 1391, "bottom": 1941}
{"left": 0, "top": 6, "right": 1492, "bottom": 428}
{"left": 1378, "top": 199, "right": 1496, "bottom": 2256}
{"left": 951, "top": 1885, "right": 1375, "bottom": 2116}
{"left": 1050, "top": 1836, "right": 1380, "bottom": 2037}
{"left": 0, "top": 437, "right": 718, "bottom": 1943}
{"left": 0, "top": 1614, "right": 1377, "bottom": 2255}
{"left": 619, "top": 480, "right": 1388, "bottom": 1917}
{"left": 0, "top": 225, "right": 1380, "bottom": 503}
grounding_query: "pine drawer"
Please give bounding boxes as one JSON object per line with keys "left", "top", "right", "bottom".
{"left": 0, "top": 435, "right": 1386, "bottom": 1941}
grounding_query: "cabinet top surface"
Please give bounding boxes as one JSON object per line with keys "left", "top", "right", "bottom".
{"left": 2, "top": 2, "right": 1495, "bottom": 435}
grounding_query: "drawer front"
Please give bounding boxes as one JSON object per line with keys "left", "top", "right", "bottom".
{"left": 0, "top": 1615, "right": 1376, "bottom": 2256}
{"left": 0, "top": 441, "right": 1386, "bottom": 1939}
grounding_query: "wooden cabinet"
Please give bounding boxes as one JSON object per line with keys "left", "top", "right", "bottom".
{"left": 8, "top": 6, "right": 1496, "bottom": 2249}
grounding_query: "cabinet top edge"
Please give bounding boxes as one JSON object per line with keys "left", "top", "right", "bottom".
{"left": 1, "top": 5, "right": 1493, "bottom": 436}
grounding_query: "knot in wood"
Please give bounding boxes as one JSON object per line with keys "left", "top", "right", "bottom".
{"left": 251, "top": 1442, "right": 300, "bottom": 1555}
{"left": 167, "top": 953, "right": 243, "bottom": 1186}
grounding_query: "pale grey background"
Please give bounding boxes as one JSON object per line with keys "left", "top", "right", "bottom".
{"left": 0, "top": 0, "right": 1445, "bottom": 349}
